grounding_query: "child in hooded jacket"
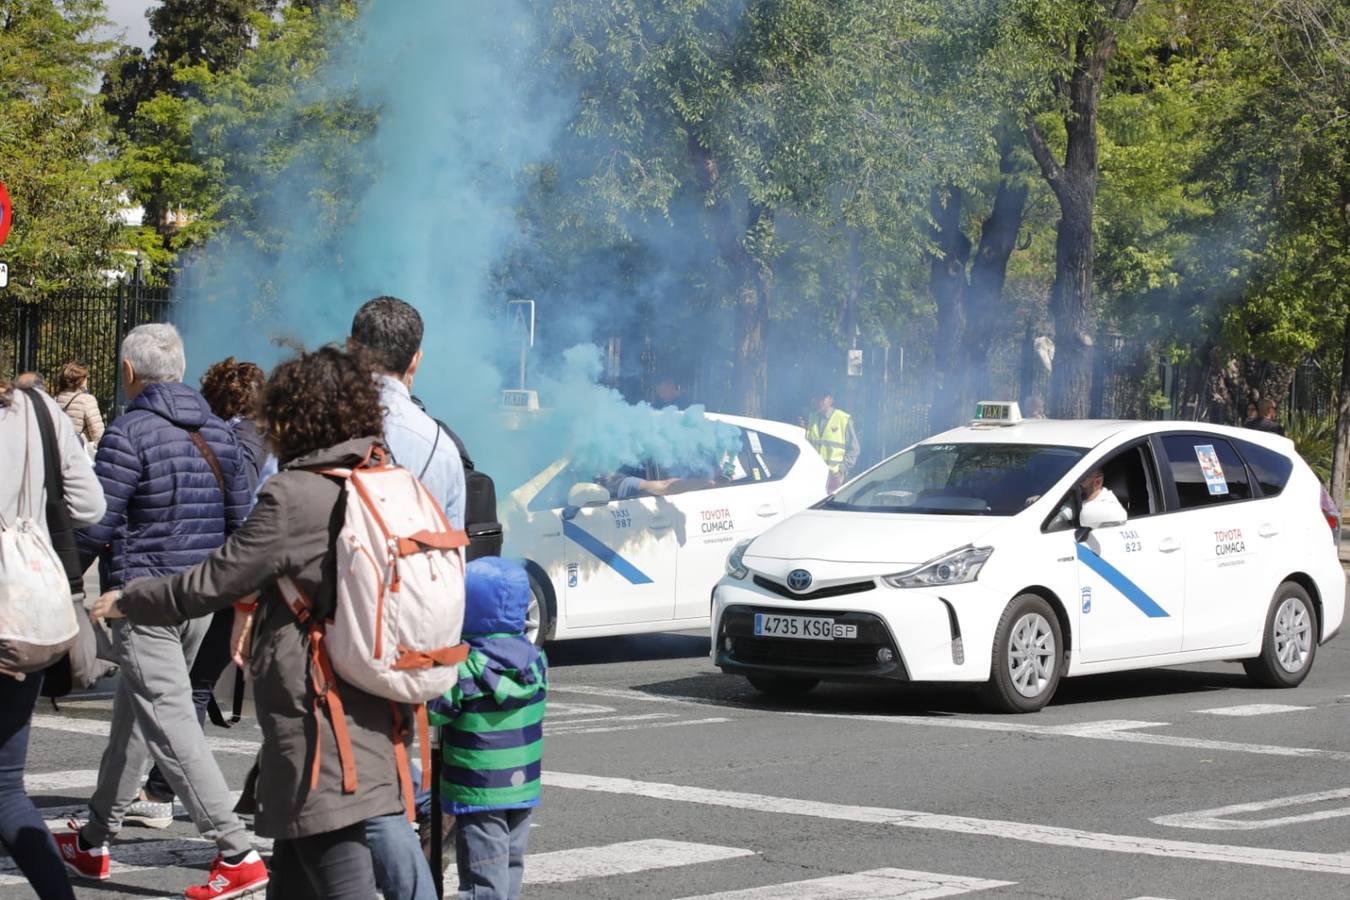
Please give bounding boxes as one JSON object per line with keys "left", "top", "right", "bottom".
{"left": 429, "top": 557, "right": 547, "bottom": 900}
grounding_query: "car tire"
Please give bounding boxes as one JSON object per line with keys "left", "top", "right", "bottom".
{"left": 981, "top": 593, "right": 1063, "bottom": 714}
{"left": 525, "top": 571, "right": 555, "bottom": 647}
{"left": 1243, "top": 582, "right": 1317, "bottom": 688}
{"left": 747, "top": 675, "right": 819, "bottom": 697}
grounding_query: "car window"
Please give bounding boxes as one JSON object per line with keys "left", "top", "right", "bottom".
{"left": 528, "top": 462, "right": 650, "bottom": 511}
{"left": 1232, "top": 438, "right": 1294, "bottom": 498}
{"left": 650, "top": 428, "right": 800, "bottom": 490}
{"left": 1161, "top": 435, "right": 1253, "bottom": 508}
{"left": 823, "top": 443, "right": 1085, "bottom": 516}
{"left": 1045, "top": 442, "right": 1160, "bottom": 532}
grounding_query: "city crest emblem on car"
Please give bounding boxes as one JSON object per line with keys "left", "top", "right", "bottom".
{"left": 786, "top": 569, "right": 813, "bottom": 593}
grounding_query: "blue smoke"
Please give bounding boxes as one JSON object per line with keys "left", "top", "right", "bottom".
{"left": 175, "top": 1, "right": 739, "bottom": 493}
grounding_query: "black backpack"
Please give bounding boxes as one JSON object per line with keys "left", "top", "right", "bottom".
{"left": 408, "top": 396, "right": 502, "bottom": 561}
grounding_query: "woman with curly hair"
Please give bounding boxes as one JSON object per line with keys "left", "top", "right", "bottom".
{"left": 199, "top": 358, "right": 269, "bottom": 492}
{"left": 95, "top": 346, "right": 413, "bottom": 897}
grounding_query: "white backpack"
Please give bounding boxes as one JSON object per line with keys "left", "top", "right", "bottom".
{"left": 0, "top": 399, "right": 79, "bottom": 674}
{"left": 276, "top": 446, "right": 467, "bottom": 801}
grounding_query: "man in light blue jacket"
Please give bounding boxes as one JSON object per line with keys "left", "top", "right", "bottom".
{"left": 351, "top": 295, "right": 467, "bottom": 900}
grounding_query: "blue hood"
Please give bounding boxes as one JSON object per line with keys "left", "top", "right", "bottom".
{"left": 464, "top": 557, "right": 531, "bottom": 636}
{"left": 130, "top": 381, "right": 213, "bottom": 429}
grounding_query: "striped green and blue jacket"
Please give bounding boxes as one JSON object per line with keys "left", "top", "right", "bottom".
{"left": 428, "top": 635, "right": 547, "bottom": 814}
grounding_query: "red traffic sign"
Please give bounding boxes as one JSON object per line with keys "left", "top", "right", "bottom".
{"left": 0, "top": 182, "right": 10, "bottom": 248}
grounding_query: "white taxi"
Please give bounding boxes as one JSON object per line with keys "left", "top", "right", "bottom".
{"left": 712, "top": 403, "right": 1345, "bottom": 712}
{"left": 505, "top": 413, "right": 827, "bottom": 643}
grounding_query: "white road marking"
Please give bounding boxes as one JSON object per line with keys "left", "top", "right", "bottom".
{"left": 30, "top": 715, "right": 260, "bottom": 755}
{"left": 25, "top": 769, "right": 100, "bottom": 792}
{"left": 548, "top": 702, "right": 618, "bottom": 717}
{"left": 1152, "top": 788, "right": 1350, "bottom": 831}
{"left": 545, "top": 771, "right": 1350, "bottom": 876}
{"left": 546, "top": 712, "right": 674, "bottom": 729}
{"left": 0, "top": 835, "right": 273, "bottom": 887}
{"left": 524, "top": 838, "right": 754, "bottom": 884}
{"left": 550, "top": 716, "right": 732, "bottom": 736}
{"left": 676, "top": 867, "right": 1013, "bottom": 899}
{"left": 1194, "top": 704, "right": 1312, "bottom": 717}
{"left": 552, "top": 684, "right": 1350, "bottom": 763}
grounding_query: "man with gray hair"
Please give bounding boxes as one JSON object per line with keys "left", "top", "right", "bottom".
{"left": 62, "top": 324, "right": 268, "bottom": 897}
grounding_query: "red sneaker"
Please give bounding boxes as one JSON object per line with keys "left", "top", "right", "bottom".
{"left": 53, "top": 823, "right": 110, "bottom": 880}
{"left": 184, "top": 851, "right": 268, "bottom": 899}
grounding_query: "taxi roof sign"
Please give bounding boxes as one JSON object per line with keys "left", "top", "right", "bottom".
{"left": 972, "top": 401, "right": 1022, "bottom": 425}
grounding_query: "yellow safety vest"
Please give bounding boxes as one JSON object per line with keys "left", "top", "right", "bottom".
{"left": 807, "top": 409, "right": 852, "bottom": 472}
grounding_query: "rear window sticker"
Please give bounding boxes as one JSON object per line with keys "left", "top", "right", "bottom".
{"left": 1194, "top": 444, "right": 1229, "bottom": 495}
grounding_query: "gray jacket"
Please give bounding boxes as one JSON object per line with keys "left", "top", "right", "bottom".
{"left": 117, "top": 437, "right": 405, "bottom": 839}
{"left": 1, "top": 389, "right": 106, "bottom": 533}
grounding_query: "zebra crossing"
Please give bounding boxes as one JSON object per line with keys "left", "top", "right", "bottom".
{"left": 2, "top": 810, "right": 1195, "bottom": 899}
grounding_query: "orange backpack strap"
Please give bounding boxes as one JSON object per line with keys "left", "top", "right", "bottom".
{"left": 279, "top": 576, "right": 359, "bottom": 795}
{"left": 390, "top": 703, "right": 418, "bottom": 822}
{"left": 393, "top": 642, "right": 470, "bottom": 672}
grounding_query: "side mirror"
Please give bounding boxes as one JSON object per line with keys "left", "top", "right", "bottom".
{"left": 1079, "top": 501, "right": 1126, "bottom": 532}
{"left": 566, "top": 482, "right": 611, "bottom": 508}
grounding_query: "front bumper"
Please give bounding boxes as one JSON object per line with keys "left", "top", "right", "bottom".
{"left": 713, "top": 573, "right": 1001, "bottom": 683}
{"left": 716, "top": 605, "right": 909, "bottom": 681}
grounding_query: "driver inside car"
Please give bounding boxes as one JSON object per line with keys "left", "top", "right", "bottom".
{"left": 1053, "top": 466, "right": 1128, "bottom": 525}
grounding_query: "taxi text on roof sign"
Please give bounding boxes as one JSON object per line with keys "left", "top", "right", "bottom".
{"left": 972, "top": 401, "right": 1022, "bottom": 425}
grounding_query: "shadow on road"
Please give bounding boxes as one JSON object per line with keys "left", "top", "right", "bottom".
{"left": 546, "top": 631, "right": 710, "bottom": 667}
{"left": 622, "top": 663, "right": 1253, "bottom": 717}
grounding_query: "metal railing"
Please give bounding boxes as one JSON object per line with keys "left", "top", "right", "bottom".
{"left": 1, "top": 281, "right": 175, "bottom": 417}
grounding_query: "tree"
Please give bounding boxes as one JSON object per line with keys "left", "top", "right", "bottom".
{"left": 1024, "top": 0, "right": 1140, "bottom": 417}
{"left": 0, "top": 0, "right": 121, "bottom": 298}
{"left": 103, "top": 0, "right": 280, "bottom": 246}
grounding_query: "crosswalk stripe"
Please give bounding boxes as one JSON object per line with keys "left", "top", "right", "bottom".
{"left": 550, "top": 717, "right": 732, "bottom": 736}
{"left": 524, "top": 839, "right": 754, "bottom": 884}
{"left": 29, "top": 715, "right": 260, "bottom": 755}
{"left": 676, "top": 868, "right": 1014, "bottom": 899}
{"left": 0, "top": 836, "right": 273, "bottom": 888}
{"left": 25, "top": 769, "right": 99, "bottom": 792}
{"left": 547, "top": 712, "right": 675, "bottom": 729}
{"left": 545, "top": 771, "right": 1350, "bottom": 876}
{"left": 1194, "top": 704, "right": 1312, "bottom": 717}
{"left": 548, "top": 702, "right": 618, "bottom": 717}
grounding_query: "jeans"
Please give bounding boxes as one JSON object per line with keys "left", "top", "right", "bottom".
{"left": 267, "top": 822, "right": 376, "bottom": 900}
{"left": 82, "top": 618, "right": 251, "bottom": 857}
{"left": 455, "top": 809, "right": 532, "bottom": 900}
{"left": 0, "top": 673, "right": 76, "bottom": 900}
{"left": 144, "top": 608, "right": 235, "bottom": 801}
{"left": 366, "top": 812, "right": 437, "bottom": 900}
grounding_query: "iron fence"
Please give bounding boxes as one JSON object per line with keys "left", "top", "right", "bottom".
{"left": 1, "top": 282, "right": 175, "bottom": 417}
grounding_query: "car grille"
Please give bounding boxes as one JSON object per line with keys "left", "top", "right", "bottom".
{"left": 733, "top": 636, "right": 882, "bottom": 668}
{"left": 752, "top": 575, "right": 876, "bottom": 602}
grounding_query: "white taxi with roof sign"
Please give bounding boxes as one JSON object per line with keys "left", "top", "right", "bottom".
{"left": 505, "top": 413, "right": 827, "bottom": 644}
{"left": 712, "top": 402, "right": 1345, "bottom": 712}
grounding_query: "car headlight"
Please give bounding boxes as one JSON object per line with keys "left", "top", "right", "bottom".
{"left": 726, "top": 539, "right": 754, "bottom": 580}
{"left": 882, "top": 545, "right": 993, "bottom": 589}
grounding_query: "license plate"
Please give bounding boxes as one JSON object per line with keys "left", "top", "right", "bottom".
{"left": 753, "top": 613, "right": 857, "bottom": 641}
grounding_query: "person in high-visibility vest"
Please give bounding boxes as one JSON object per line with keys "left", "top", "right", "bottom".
{"left": 806, "top": 391, "right": 861, "bottom": 492}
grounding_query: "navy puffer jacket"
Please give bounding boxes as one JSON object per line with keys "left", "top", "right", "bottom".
{"left": 77, "top": 382, "right": 251, "bottom": 589}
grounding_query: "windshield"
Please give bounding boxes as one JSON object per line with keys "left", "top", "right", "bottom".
{"left": 822, "top": 443, "right": 1086, "bottom": 516}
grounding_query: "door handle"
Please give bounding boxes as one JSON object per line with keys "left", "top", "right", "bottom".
{"left": 755, "top": 504, "right": 780, "bottom": 518}
{"left": 1158, "top": 537, "right": 1181, "bottom": 553}
{"left": 1259, "top": 524, "right": 1279, "bottom": 538}
{"left": 648, "top": 519, "right": 673, "bottom": 530}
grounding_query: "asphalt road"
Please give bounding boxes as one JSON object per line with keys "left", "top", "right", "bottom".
{"left": 5, "top": 588, "right": 1350, "bottom": 899}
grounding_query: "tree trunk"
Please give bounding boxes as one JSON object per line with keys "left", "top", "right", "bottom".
{"left": 733, "top": 203, "right": 772, "bottom": 418}
{"left": 1331, "top": 313, "right": 1350, "bottom": 506}
{"left": 1024, "top": 1, "right": 1138, "bottom": 419}
{"left": 929, "top": 185, "right": 970, "bottom": 430}
{"left": 962, "top": 135, "right": 1029, "bottom": 411}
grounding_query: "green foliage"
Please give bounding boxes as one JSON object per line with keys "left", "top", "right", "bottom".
{"left": 0, "top": 0, "right": 122, "bottom": 298}
{"left": 1286, "top": 410, "right": 1337, "bottom": 484}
